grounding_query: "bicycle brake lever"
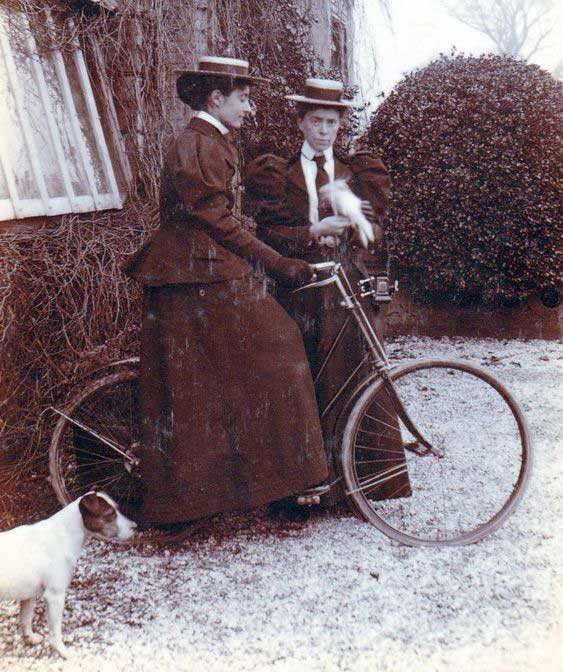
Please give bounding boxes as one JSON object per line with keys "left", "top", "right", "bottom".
{"left": 292, "top": 275, "right": 338, "bottom": 293}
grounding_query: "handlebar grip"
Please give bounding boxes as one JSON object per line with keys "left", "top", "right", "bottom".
{"left": 310, "top": 261, "right": 337, "bottom": 272}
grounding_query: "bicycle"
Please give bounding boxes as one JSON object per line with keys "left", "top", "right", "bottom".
{"left": 48, "top": 261, "right": 532, "bottom": 547}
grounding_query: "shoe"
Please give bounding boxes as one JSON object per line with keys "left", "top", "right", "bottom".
{"left": 268, "top": 499, "right": 311, "bottom": 523}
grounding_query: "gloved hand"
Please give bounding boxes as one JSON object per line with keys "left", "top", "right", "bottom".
{"left": 318, "top": 235, "right": 339, "bottom": 248}
{"left": 361, "top": 201, "right": 384, "bottom": 243}
{"left": 361, "top": 201, "right": 375, "bottom": 220}
{"left": 270, "top": 256, "right": 315, "bottom": 288}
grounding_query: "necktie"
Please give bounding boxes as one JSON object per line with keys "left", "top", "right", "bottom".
{"left": 314, "top": 154, "right": 331, "bottom": 220}
{"left": 314, "top": 154, "right": 329, "bottom": 192}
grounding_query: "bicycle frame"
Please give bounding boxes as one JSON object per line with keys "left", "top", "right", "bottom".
{"left": 297, "top": 262, "right": 390, "bottom": 372}
{"left": 295, "top": 262, "right": 437, "bottom": 456}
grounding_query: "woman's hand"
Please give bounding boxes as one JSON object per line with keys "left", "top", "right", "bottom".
{"left": 361, "top": 201, "right": 384, "bottom": 243}
{"left": 271, "top": 257, "right": 315, "bottom": 288}
{"left": 310, "top": 215, "right": 350, "bottom": 240}
{"left": 361, "top": 201, "right": 375, "bottom": 220}
{"left": 318, "top": 236, "right": 339, "bottom": 248}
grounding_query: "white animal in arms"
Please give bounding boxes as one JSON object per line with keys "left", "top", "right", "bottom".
{"left": 320, "top": 179, "right": 375, "bottom": 249}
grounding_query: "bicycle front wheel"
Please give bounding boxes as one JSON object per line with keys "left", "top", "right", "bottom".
{"left": 340, "top": 359, "right": 532, "bottom": 546}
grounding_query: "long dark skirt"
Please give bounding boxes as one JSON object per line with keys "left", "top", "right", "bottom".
{"left": 138, "top": 275, "right": 328, "bottom": 524}
{"left": 277, "top": 256, "right": 412, "bottom": 504}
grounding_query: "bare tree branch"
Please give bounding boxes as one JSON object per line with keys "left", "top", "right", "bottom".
{"left": 523, "top": 26, "right": 553, "bottom": 60}
{"left": 445, "top": 0, "right": 554, "bottom": 59}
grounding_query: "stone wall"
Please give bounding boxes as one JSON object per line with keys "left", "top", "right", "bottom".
{"left": 383, "top": 289, "right": 562, "bottom": 340}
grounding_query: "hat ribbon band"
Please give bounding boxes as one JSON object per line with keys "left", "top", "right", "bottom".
{"left": 304, "top": 86, "right": 342, "bottom": 101}
{"left": 199, "top": 62, "right": 249, "bottom": 76}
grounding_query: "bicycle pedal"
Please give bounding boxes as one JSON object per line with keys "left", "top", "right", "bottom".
{"left": 295, "top": 483, "right": 331, "bottom": 506}
{"left": 295, "top": 494, "right": 321, "bottom": 506}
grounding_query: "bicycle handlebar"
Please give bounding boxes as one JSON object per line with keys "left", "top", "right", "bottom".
{"left": 292, "top": 261, "right": 340, "bottom": 293}
{"left": 310, "top": 261, "right": 338, "bottom": 272}
{"left": 293, "top": 260, "right": 390, "bottom": 368}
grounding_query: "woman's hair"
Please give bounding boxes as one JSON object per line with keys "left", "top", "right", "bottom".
{"left": 296, "top": 102, "right": 347, "bottom": 119}
{"left": 177, "top": 74, "right": 251, "bottom": 110}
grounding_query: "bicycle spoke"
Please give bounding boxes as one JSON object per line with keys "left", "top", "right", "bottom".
{"left": 63, "top": 462, "right": 119, "bottom": 479}
{"left": 365, "top": 398, "right": 397, "bottom": 424}
{"left": 75, "top": 406, "right": 132, "bottom": 450}
{"left": 355, "top": 444, "right": 409, "bottom": 455}
{"left": 347, "top": 463, "right": 409, "bottom": 495}
{"left": 67, "top": 457, "right": 123, "bottom": 468}
{"left": 66, "top": 444, "right": 120, "bottom": 461}
{"left": 90, "top": 473, "right": 125, "bottom": 492}
{"left": 52, "top": 408, "right": 131, "bottom": 459}
{"left": 357, "top": 426, "right": 402, "bottom": 437}
{"left": 363, "top": 414, "right": 403, "bottom": 434}
{"left": 379, "top": 478, "right": 412, "bottom": 500}
{"left": 356, "top": 457, "right": 410, "bottom": 464}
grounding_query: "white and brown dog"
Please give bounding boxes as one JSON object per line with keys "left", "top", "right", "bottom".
{"left": 0, "top": 491, "right": 136, "bottom": 658}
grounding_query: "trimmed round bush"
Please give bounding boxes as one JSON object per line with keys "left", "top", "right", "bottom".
{"left": 362, "top": 54, "right": 563, "bottom": 306}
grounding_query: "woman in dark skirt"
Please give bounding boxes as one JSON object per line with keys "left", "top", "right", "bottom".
{"left": 123, "top": 57, "right": 336, "bottom": 524}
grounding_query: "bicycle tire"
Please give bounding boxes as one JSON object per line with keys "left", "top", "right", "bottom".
{"left": 49, "top": 366, "right": 196, "bottom": 546}
{"left": 340, "top": 359, "right": 532, "bottom": 546}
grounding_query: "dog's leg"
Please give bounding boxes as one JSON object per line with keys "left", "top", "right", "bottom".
{"left": 44, "top": 590, "right": 68, "bottom": 659}
{"left": 19, "top": 598, "right": 41, "bottom": 645}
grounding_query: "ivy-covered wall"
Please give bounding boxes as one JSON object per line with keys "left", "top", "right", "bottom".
{"left": 0, "top": 0, "right": 358, "bottom": 484}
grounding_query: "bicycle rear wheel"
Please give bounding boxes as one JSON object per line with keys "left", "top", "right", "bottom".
{"left": 340, "top": 359, "right": 532, "bottom": 546}
{"left": 49, "top": 365, "right": 195, "bottom": 545}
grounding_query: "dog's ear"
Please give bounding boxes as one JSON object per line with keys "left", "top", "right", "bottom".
{"left": 79, "top": 492, "right": 100, "bottom": 518}
{"left": 79, "top": 493, "right": 115, "bottom": 530}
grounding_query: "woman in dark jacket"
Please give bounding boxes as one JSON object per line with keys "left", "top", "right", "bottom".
{"left": 245, "top": 78, "right": 411, "bottom": 505}
{"left": 123, "top": 57, "right": 333, "bottom": 524}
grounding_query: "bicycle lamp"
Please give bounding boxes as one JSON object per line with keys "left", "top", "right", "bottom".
{"left": 358, "top": 274, "right": 396, "bottom": 302}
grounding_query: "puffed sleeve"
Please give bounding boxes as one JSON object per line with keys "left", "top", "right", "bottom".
{"left": 168, "top": 133, "right": 282, "bottom": 271}
{"left": 244, "top": 154, "right": 288, "bottom": 203}
{"left": 345, "top": 150, "right": 390, "bottom": 222}
{"left": 245, "top": 154, "right": 312, "bottom": 257}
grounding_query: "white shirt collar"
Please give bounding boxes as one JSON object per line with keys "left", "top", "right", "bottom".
{"left": 301, "top": 140, "right": 333, "bottom": 162}
{"left": 196, "top": 110, "right": 230, "bottom": 136}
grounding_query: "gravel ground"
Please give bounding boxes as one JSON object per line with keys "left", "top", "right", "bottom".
{"left": 1, "top": 337, "right": 562, "bottom": 672}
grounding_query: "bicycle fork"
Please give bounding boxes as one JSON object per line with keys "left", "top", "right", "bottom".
{"left": 345, "top": 289, "right": 444, "bottom": 458}
{"left": 301, "top": 262, "right": 444, "bottom": 459}
{"left": 380, "top": 377, "right": 444, "bottom": 458}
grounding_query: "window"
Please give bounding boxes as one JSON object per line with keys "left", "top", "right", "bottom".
{"left": 331, "top": 17, "right": 348, "bottom": 78}
{"left": 0, "top": 9, "right": 124, "bottom": 221}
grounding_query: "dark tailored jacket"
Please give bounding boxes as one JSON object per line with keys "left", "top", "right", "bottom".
{"left": 244, "top": 150, "right": 391, "bottom": 269}
{"left": 123, "top": 119, "right": 329, "bottom": 523}
{"left": 244, "top": 151, "right": 414, "bottom": 505}
{"left": 122, "top": 117, "right": 282, "bottom": 286}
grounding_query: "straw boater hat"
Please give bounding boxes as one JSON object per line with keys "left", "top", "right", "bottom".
{"left": 176, "top": 55, "right": 269, "bottom": 85}
{"left": 285, "top": 78, "right": 355, "bottom": 108}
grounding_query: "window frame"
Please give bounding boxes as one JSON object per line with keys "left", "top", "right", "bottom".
{"left": 330, "top": 16, "right": 349, "bottom": 78}
{"left": 0, "top": 9, "right": 124, "bottom": 222}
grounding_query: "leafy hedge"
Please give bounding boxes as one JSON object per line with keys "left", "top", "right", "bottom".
{"left": 361, "top": 53, "right": 563, "bottom": 306}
